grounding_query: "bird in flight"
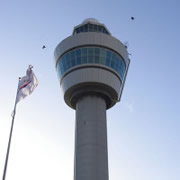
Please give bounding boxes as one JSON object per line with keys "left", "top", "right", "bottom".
{"left": 42, "top": 45, "right": 46, "bottom": 49}
{"left": 131, "top": 16, "right": 135, "bottom": 20}
{"left": 124, "top": 41, "right": 129, "bottom": 49}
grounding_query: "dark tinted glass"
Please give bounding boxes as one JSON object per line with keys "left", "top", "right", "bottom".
{"left": 89, "top": 24, "right": 93, "bottom": 31}
{"left": 74, "top": 24, "right": 109, "bottom": 35}
{"left": 62, "top": 56, "right": 68, "bottom": 72}
{"left": 95, "top": 48, "right": 100, "bottom": 63}
{"left": 105, "top": 51, "right": 111, "bottom": 66}
{"left": 84, "top": 24, "right": 88, "bottom": 32}
{"left": 88, "top": 48, "right": 94, "bottom": 63}
{"left": 93, "top": 25, "right": 97, "bottom": 31}
{"left": 100, "top": 48, "right": 106, "bottom": 64}
{"left": 111, "top": 53, "right": 116, "bottom": 69}
{"left": 57, "top": 62, "right": 62, "bottom": 79}
{"left": 114, "top": 56, "right": 119, "bottom": 71}
{"left": 76, "top": 28, "right": 80, "bottom": 34}
{"left": 57, "top": 47, "right": 126, "bottom": 81}
{"left": 119, "top": 59, "right": 126, "bottom": 79}
{"left": 82, "top": 48, "right": 87, "bottom": 63}
{"left": 98, "top": 26, "right": 103, "bottom": 32}
{"left": 76, "top": 49, "right": 81, "bottom": 65}
{"left": 80, "top": 26, "right": 83, "bottom": 32}
{"left": 66, "top": 54, "right": 71, "bottom": 69}
{"left": 70, "top": 51, "right": 76, "bottom": 67}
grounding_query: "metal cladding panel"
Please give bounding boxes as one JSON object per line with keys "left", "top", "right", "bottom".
{"left": 54, "top": 32, "right": 129, "bottom": 66}
{"left": 61, "top": 67, "right": 121, "bottom": 99}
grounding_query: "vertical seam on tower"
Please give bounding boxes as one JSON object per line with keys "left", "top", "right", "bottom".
{"left": 95, "top": 96, "right": 98, "bottom": 180}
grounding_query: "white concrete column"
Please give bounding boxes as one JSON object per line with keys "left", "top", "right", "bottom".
{"left": 74, "top": 95, "right": 109, "bottom": 180}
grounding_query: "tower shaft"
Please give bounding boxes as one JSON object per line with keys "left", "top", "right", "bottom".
{"left": 75, "top": 95, "right": 108, "bottom": 180}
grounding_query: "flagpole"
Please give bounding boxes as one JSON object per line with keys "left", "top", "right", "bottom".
{"left": 2, "top": 78, "right": 20, "bottom": 180}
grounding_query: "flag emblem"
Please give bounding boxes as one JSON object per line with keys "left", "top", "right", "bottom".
{"left": 15, "top": 65, "right": 38, "bottom": 104}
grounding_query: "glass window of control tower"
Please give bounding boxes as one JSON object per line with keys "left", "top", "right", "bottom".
{"left": 57, "top": 47, "right": 126, "bottom": 81}
{"left": 74, "top": 24, "right": 110, "bottom": 35}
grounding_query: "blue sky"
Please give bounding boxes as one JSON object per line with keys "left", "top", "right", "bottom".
{"left": 0, "top": 0, "right": 180, "bottom": 179}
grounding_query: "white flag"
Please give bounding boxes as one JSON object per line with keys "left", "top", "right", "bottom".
{"left": 16, "top": 65, "right": 38, "bottom": 104}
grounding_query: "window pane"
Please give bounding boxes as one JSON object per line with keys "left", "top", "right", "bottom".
{"left": 84, "top": 24, "right": 88, "bottom": 32}
{"left": 80, "top": 26, "right": 83, "bottom": 32}
{"left": 119, "top": 59, "right": 126, "bottom": 79}
{"left": 114, "top": 56, "right": 119, "bottom": 71}
{"left": 77, "top": 57, "right": 81, "bottom": 65}
{"left": 70, "top": 51, "right": 76, "bottom": 67}
{"left": 121, "top": 61, "right": 126, "bottom": 79}
{"left": 76, "top": 28, "right": 80, "bottom": 34}
{"left": 59, "top": 59, "right": 63, "bottom": 75}
{"left": 76, "top": 49, "right": 81, "bottom": 65}
{"left": 88, "top": 48, "right": 93, "bottom": 55}
{"left": 82, "top": 48, "right": 87, "bottom": 55}
{"left": 62, "top": 56, "right": 68, "bottom": 72}
{"left": 95, "top": 48, "right": 100, "bottom": 63}
{"left": 89, "top": 24, "right": 93, "bottom": 31}
{"left": 95, "top": 56, "right": 99, "bottom": 63}
{"left": 95, "top": 48, "right": 100, "bottom": 56}
{"left": 103, "top": 28, "right": 106, "bottom": 34}
{"left": 101, "top": 48, "right": 106, "bottom": 57}
{"left": 57, "top": 62, "right": 62, "bottom": 79}
{"left": 98, "top": 26, "right": 103, "bottom": 32}
{"left": 82, "top": 48, "right": 87, "bottom": 63}
{"left": 105, "top": 51, "right": 111, "bottom": 66}
{"left": 88, "top": 48, "right": 94, "bottom": 63}
{"left": 118, "top": 59, "right": 121, "bottom": 77}
{"left": 76, "top": 49, "right": 81, "bottom": 57}
{"left": 82, "top": 56, "right": 87, "bottom": 63}
{"left": 111, "top": 53, "right": 116, "bottom": 69}
{"left": 66, "top": 53, "right": 71, "bottom": 70}
{"left": 100, "top": 56, "right": 106, "bottom": 65}
{"left": 88, "top": 55, "right": 94, "bottom": 63}
{"left": 93, "top": 25, "right": 97, "bottom": 31}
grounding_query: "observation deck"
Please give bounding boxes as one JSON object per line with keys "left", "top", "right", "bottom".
{"left": 54, "top": 18, "right": 130, "bottom": 109}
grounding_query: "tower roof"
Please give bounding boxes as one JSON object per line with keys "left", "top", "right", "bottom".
{"left": 72, "top": 18, "right": 111, "bottom": 35}
{"left": 82, "top": 18, "right": 100, "bottom": 24}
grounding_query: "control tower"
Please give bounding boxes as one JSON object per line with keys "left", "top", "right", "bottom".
{"left": 54, "top": 18, "right": 130, "bottom": 180}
